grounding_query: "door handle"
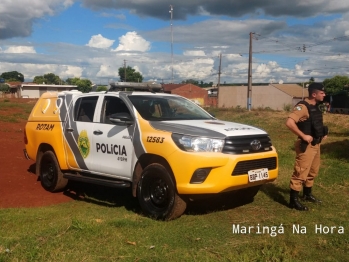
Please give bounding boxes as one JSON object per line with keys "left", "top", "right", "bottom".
{"left": 66, "top": 128, "right": 74, "bottom": 132}
{"left": 93, "top": 130, "right": 103, "bottom": 135}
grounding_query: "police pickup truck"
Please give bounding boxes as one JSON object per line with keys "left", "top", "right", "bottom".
{"left": 24, "top": 82, "right": 278, "bottom": 220}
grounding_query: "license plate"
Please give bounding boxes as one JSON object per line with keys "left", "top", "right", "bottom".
{"left": 248, "top": 168, "right": 269, "bottom": 182}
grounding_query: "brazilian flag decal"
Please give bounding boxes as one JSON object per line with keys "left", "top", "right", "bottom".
{"left": 78, "top": 130, "right": 90, "bottom": 158}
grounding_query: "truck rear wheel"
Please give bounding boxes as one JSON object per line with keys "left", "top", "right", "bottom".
{"left": 137, "top": 163, "right": 187, "bottom": 220}
{"left": 39, "top": 151, "right": 68, "bottom": 192}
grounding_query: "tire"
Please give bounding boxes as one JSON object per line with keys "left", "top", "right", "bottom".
{"left": 39, "top": 151, "right": 68, "bottom": 192}
{"left": 137, "top": 163, "right": 187, "bottom": 220}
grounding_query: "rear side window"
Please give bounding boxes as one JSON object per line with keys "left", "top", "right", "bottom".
{"left": 74, "top": 96, "right": 98, "bottom": 122}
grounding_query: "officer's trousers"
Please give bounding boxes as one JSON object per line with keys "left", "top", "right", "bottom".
{"left": 290, "top": 139, "right": 321, "bottom": 192}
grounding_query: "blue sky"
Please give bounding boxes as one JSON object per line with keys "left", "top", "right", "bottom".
{"left": 1, "top": 0, "right": 349, "bottom": 85}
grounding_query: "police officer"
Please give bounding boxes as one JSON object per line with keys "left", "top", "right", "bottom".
{"left": 285, "top": 82, "right": 328, "bottom": 211}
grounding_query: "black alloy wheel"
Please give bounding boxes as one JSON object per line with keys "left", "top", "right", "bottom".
{"left": 137, "top": 164, "right": 186, "bottom": 220}
{"left": 39, "top": 151, "right": 68, "bottom": 192}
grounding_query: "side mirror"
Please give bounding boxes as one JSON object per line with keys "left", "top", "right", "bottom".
{"left": 109, "top": 113, "right": 133, "bottom": 125}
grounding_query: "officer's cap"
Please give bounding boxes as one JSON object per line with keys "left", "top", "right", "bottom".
{"left": 308, "top": 82, "right": 325, "bottom": 93}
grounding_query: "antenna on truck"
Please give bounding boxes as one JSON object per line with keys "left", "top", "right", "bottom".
{"left": 106, "top": 82, "right": 163, "bottom": 93}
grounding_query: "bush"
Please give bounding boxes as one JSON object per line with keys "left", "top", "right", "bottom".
{"left": 283, "top": 104, "right": 292, "bottom": 112}
{"left": 96, "top": 86, "right": 108, "bottom": 92}
{"left": 0, "top": 84, "right": 9, "bottom": 93}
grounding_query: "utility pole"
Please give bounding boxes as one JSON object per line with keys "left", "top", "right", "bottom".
{"left": 247, "top": 32, "right": 254, "bottom": 111}
{"left": 217, "top": 53, "right": 222, "bottom": 106}
{"left": 169, "top": 5, "right": 174, "bottom": 83}
{"left": 123, "top": 59, "right": 127, "bottom": 82}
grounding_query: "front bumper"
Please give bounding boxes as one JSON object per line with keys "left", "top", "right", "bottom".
{"left": 168, "top": 148, "right": 278, "bottom": 194}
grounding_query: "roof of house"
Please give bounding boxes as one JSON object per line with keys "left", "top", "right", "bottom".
{"left": 270, "top": 84, "right": 305, "bottom": 98}
{"left": 6, "top": 81, "right": 23, "bottom": 88}
{"left": 21, "top": 83, "right": 77, "bottom": 89}
{"left": 162, "top": 83, "right": 187, "bottom": 92}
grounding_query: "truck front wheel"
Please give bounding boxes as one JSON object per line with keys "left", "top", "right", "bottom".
{"left": 137, "top": 164, "right": 186, "bottom": 220}
{"left": 39, "top": 151, "right": 68, "bottom": 192}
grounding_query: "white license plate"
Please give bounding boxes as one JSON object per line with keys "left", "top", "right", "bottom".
{"left": 248, "top": 168, "right": 269, "bottom": 182}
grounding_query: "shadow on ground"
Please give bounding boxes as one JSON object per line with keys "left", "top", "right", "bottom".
{"left": 321, "top": 139, "right": 349, "bottom": 159}
{"left": 184, "top": 192, "right": 255, "bottom": 216}
{"left": 27, "top": 162, "right": 291, "bottom": 217}
{"left": 260, "top": 183, "right": 289, "bottom": 208}
{"left": 63, "top": 181, "right": 140, "bottom": 213}
{"left": 62, "top": 181, "right": 259, "bottom": 217}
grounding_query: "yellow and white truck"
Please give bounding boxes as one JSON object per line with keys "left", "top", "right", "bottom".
{"left": 24, "top": 83, "right": 278, "bottom": 220}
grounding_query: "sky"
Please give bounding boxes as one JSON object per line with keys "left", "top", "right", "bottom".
{"left": 0, "top": 0, "right": 349, "bottom": 85}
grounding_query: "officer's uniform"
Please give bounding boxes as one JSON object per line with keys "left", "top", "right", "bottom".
{"left": 287, "top": 82, "right": 327, "bottom": 211}
{"left": 288, "top": 98, "right": 323, "bottom": 191}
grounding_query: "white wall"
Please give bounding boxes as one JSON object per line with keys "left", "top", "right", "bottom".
{"left": 218, "top": 85, "right": 293, "bottom": 110}
{"left": 20, "top": 85, "right": 77, "bottom": 98}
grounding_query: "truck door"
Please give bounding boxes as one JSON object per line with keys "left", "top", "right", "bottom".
{"left": 63, "top": 95, "right": 99, "bottom": 171}
{"left": 91, "top": 95, "right": 135, "bottom": 178}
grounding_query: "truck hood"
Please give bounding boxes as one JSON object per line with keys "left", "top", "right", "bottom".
{"left": 149, "top": 119, "right": 267, "bottom": 139}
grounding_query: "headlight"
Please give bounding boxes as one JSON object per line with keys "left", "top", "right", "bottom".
{"left": 172, "top": 133, "right": 224, "bottom": 152}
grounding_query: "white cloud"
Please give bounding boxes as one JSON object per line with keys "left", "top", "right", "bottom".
{"left": 174, "top": 58, "right": 215, "bottom": 80}
{"left": 86, "top": 34, "right": 115, "bottom": 49}
{"left": 2, "top": 46, "right": 36, "bottom": 53}
{"left": 112, "top": 32, "right": 151, "bottom": 52}
{"left": 60, "top": 65, "right": 83, "bottom": 79}
{"left": 183, "top": 50, "right": 206, "bottom": 56}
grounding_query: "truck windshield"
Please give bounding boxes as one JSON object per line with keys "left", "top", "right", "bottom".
{"left": 128, "top": 95, "right": 215, "bottom": 121}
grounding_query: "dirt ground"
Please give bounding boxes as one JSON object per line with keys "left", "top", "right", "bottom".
{"left": 0, "top": 99, "right": 72, "bottom": 208}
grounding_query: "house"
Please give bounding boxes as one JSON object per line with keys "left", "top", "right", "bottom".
{"left": 20, "top": 83, "right": 78, "bottom": 98}
{"left": 2, "top": 81, "right": 23, "bottom": 98}
{"left": 217, "top": 84, "right": 305, "bottom": 110}
{"left": 162, "top": 83, "right": 217, "bottom": 106}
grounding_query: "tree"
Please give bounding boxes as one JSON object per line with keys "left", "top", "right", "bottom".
{"left": 323, "top": 75, "right": 349, "bottom": 95}
{"left": 33, "top": 76, "right": 46, "bottom": 84}
{"left": 182, "top": 79, "right": 199, "bottom": 85}
{"left": 0, "top": 71, "right": 24, "bottom": 82}
{"left": 96, "top": 86, "right": 108, "bottom": 92}
{"left": 65, "top": 77, "right": 92, "bottom": 93}
{"left": 0, "top": 84, "right": 9, "bottom": 92}
{"left": 44, "top": 73, "right": 62, "bottom": 85}
{"left": 33, "top": 73, "right": 62, "bottom": 85}
{"left": 118, "top": 66, "right": 143, "bottom": 82}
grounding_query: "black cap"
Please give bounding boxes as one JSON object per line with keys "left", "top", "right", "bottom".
{"left": 308, "top": 82, "right": 324, "bottom": 93}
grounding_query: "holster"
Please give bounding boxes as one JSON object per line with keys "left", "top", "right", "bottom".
{"left": 323, "top": 126, "right": 329, "bottom": 136}
{"left": 311, "top": 138, "right": 321, "bottom": 146}
{"left": 300, "top": 140, "right": 308, "bottom": 153}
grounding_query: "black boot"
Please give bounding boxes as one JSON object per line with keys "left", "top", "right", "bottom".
{"left": 302, "top": 187, "right": 322, "bottom": 203}
{"left": 289, "top": 189, "right": 308, "bottom": 211}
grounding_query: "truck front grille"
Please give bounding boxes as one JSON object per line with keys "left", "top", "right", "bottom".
{"left": 232, "top": 157, "right": 277, "bottom": 176}
{"left": 223, "top": 135, "right": 273, "bottom": 154}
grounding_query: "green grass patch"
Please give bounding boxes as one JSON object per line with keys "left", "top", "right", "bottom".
{"left": 0, "top": 100, "right": 34, "bottom": 122}
{"left": 1, "top": 108, "right": 349, "bottom": 261}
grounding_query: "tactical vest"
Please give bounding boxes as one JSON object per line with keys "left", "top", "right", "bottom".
{"left": 296, "top": 101, "right": 324, "bottom": 138}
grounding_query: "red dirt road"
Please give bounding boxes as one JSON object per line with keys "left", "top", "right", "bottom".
{"left": 0, "top": 100, "right": 72, "bottom": 208}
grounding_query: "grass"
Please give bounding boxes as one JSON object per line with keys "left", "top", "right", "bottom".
{"left": 1, "top": 105, "right": 349, "bottom": 261}
{"left": 0, "top": 99, "right": 34, "bottom": 123}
